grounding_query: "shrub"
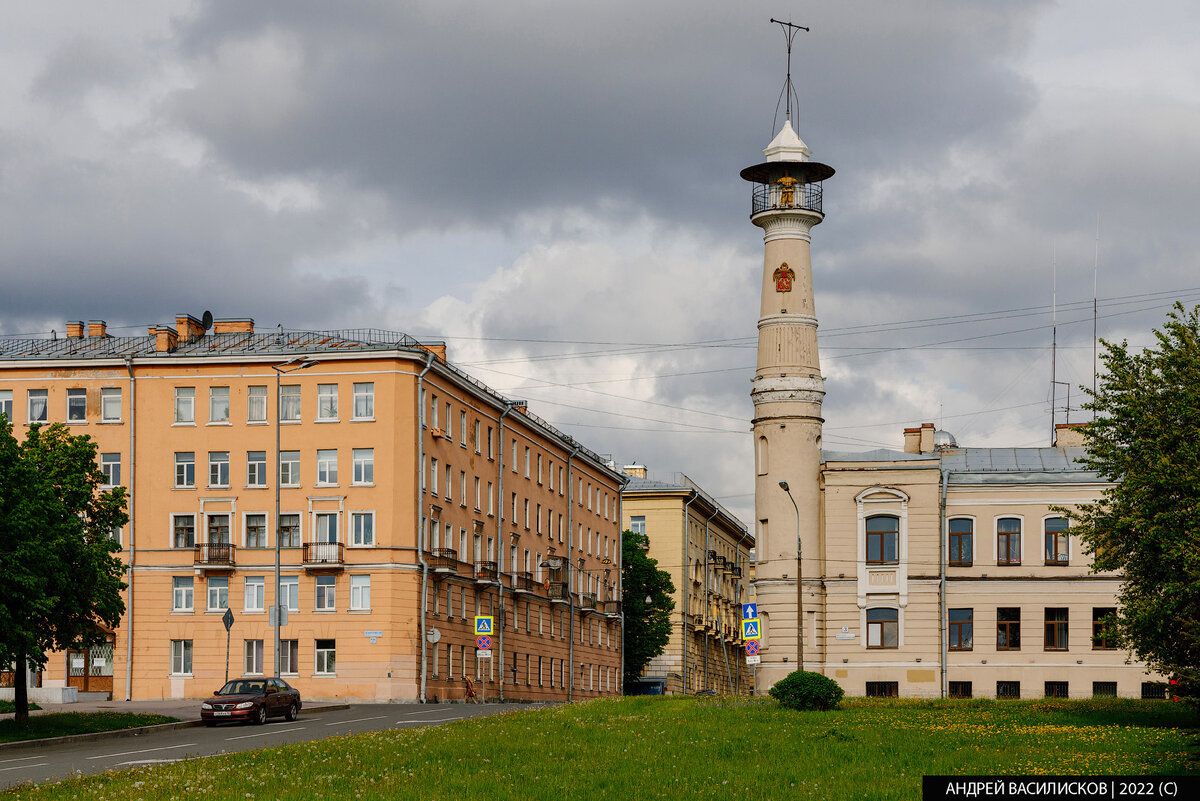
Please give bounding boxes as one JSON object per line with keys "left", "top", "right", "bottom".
{"left": 769, "top": 670, "right": 845, "bottom": 711}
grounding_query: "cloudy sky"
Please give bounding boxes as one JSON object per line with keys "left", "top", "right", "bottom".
{"left": 3, "top": 0, "right": 1198, "bottom": 525}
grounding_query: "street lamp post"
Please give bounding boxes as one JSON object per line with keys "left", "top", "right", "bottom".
{"left": 778, "top": 480, "right": 803, "bottom": 671}
{"left": 272, "top": 356, "right": 318, "bottom": 678}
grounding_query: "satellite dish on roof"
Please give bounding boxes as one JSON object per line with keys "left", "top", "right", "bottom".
{"left": 201, "top": 310, "right": 213, "bottom": 330}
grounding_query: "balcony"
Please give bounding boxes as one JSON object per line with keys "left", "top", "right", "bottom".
{"left": 303, "top": 542, "right": 344, "bottom": 572}
{"left": 580, "top": 593, "right": 598, "bottom": 612}
{"left": 194, "top": 543, "right": 235, "bottom": 571}
{"left": 428, "top": 548, "right": 463, "bottom": 577}
{"left": 601, "top": 600, "right": 621, "bottom": 618}
{"left": 474, "top": 561, "right": 498, "bottom": 585}
{"left": 548, "top": 582, "right": 569, "bottom": 604}
{"left": 750, "top": 181, "right": 823, "bottom": 216}
{"left": 690, "top": 614, "right": 705, "bottom": 633}
{"left": 512, "top": 571, "right": 536, "bottom": 596}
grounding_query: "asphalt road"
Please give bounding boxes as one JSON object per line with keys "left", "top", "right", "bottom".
{"left": 1, "top": 702, "right": 538, "bottom": 791}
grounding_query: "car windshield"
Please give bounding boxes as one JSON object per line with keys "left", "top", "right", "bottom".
{"left": 217, "top": 680, "right": 266, "bottom": 695}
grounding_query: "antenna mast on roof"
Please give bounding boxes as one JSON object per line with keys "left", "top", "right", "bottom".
{"left": 769, "top": 18, "right": 809, "bottom": 133}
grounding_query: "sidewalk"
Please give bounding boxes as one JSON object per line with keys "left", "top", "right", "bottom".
{"left": 3, "top": 698, "right": 209, "bottom": 721}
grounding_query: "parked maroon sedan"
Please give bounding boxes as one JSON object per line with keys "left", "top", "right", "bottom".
{"left": 200, "top": 677, "right": 302, "bottom": 726}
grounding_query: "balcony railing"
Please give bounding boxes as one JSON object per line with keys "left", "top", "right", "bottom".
{"left": 512, "top": 571, "right": 535, "bottom": 594}
{"left": 601, "top": 600, "right": 622, "bottom": 616}
{"left": 194, "top": 543, "right": 234, "bottom": 568}
{"left": 474, "top": 561, "right": 498, "bottom": 583}
{"left": 548, "top": 582, "right": 569, "bottom": 603}
{"left": 303, "top": 541, "right": 344, "bottom": 567}
{"left": 580, "top": 593, "right": 598, "bottom": 611}
{"left": 751, "top": 181, "right": 823, "bottom": 215}
{"left": 429, "top": 548, "right": 463, "bottom": 574}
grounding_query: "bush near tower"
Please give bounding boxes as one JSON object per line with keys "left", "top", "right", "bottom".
{"left": 769, "top": 670, "right": 844, "bottom": 711}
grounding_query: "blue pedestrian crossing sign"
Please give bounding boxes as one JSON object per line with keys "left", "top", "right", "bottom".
{"left": 474, "top": 616, "right": 494, "bottom": 635}
{"left": 742, "top": 618, "right": 762, "bottom": 641}
{"left": 742, "top": 603, "right": 757, "bottom": 620}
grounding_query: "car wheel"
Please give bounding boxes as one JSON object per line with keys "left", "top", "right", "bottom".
{"left": 285, "top": 701, "right": 299, "bottom": 722}
{"left": 254, "top": 705, "right": 268, "bottom": 725}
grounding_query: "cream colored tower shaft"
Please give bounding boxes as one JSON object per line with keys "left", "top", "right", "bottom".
{"left": 750, "top": 207, "right": 824, "bottom": 691}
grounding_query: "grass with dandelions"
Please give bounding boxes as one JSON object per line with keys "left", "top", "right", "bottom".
{"left": 8, "top": 697, "right": 1198, "bottom": 800}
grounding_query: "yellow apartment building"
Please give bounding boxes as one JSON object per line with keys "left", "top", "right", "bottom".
{"left": 621, "top": 469, "right": 754, "bottom": 695}
{"left": 0, "top": 316, "right": 625, "bottom": 702}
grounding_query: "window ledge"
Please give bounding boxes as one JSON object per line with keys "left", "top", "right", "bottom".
{"left": 351, "top": 483, "right": 375, "bottom": 488}
{"left": 206, "top": 610, "right": 230, "bottom": 615}
{"left": 280, "top": 420, "right": 301, "bottom": 425}
{"left": 350, "top": 417, "right": 375, "bottom": 423}
{"left": 169, "top": 673, "right": 194, "bottom": 679}
{"left": 242, "top": 610, "right": 266, "bottom": 615}
{"left": 206, "top": 421, "right": 232, "bottom": 427}
{"left": 349, "top": 609, "right": 372, "bottom": 614}
{"left": 66, "top": 421, "right": 88, "bottom": 425}
{"left": 246, "top": 421, "right": 268, "bottom": 426}
{"left": 312, "top": 673, "right": 336, "bottom": 678}
{"left": 171, "top": 610, "right": 195, "bottom": 615}
{"left": 243, "top": 485, "right": 269, "bottom": 490}
{"left": 173, "top": 486, "right": 196, "bottom": 491}
{"left": 98, "top": 420, "right": 124, "bottom": 425}
{"left": 314, "top": 608, "right": 337, "bottom": 613}
{"left": 172, "top": 422, "right": 197, "bottom": 426}
{"left": 315, "top": 418, "right": 340, "bottom": 424}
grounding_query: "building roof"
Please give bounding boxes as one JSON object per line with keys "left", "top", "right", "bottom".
{"left": 823, "top": 445, "right": 1104, "bottom": 485}
{"left": 623, "top": 473, "right": 750, "bottom": 542}
{"left": 823, "top": 448, "right": 936, "bottom": 463}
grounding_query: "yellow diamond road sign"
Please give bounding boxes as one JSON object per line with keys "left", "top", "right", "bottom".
{"left": 742, "top": 617, "right": 761, "bottom": 641}
{"left": 474, "top": 616, "right": 494, "bottom": 635}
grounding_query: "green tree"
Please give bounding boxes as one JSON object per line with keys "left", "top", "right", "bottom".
{"left": 621, "top": 530, "right": 675, "bottom": 684}
{"left": 0, "top": 420, "right": 128, "bottom": 725}
{"left": 1065, "top": 302, "right": 1200, "bottom": 698}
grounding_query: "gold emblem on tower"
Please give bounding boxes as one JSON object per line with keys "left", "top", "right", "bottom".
{"left": 773, "top": 263, "right": 795, "bottom": 293}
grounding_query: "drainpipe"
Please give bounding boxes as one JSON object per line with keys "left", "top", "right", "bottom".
{"left": 566, "top": 444, "right": 581, "bottom": 701}
{"left": 416, "top": 351, "right": 435, "bottom": 704}
{"left": 123, "top": 357, "right": 136, "bottom": 701}
{"left": 495, "top": 402, "right": 518, "bottom": 702}
{"left": 939, "top": 465, "right": 949, "bottom": 699}
{"left": 618, "top": 486, "right": 625, "bottom": 693}
{"left": 702, "top": 508, "right": 717, "bottom": 691}
{"left": 680, "top": 490, "right": 698, "bottom": 693}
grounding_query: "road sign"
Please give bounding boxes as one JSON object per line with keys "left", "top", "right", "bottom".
{"left": 746, "top": 640, "right": 759, "bottom": 655}
{"left": 222, "top": 608, "right": 234, "bottom": 631}
{"left": 746, "top": 655, "right": 761, "bottom": 665}
{"left": 742, "top": 603, "right": 757, "bottom": 620}
{"left": 477, "top": 635, "right": 491, "bottom": 650}
{"left": 474, "top": 616, "right": 494, "bottom": 635}
{"left": 477, "top": 649, "right": 492, "bottom": 659}
{"left": 742, "top": 617, "right": 761, "bottom": 641}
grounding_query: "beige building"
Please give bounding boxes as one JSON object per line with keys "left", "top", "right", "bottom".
{"left": 0, "top": 316, "right": 625, "bottom": 702}
{"left": 622, "top": 469, "right": 754, "bottom": 695}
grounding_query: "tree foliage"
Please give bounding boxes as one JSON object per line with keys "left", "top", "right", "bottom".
{"left": 0, "top": 419, "right": 128, "bottom": 724}
{"left": 621, "top": 530, "right": 675, "bottom": 683}
{"left": 1066, "top": 303, "right": 1200, "bottom": 697}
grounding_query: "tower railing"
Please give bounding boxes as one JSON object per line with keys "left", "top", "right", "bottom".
{"left": 751, "top": 181, "right": 823, "bottom": 215}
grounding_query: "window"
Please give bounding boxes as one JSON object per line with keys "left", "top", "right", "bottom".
{"left": 445, "top": 403, "right": 452, "bottom": 438}
{"left": 474, "top": 420, "right": 481, "bottom": 453}
{"left": 100, "top": 387, "right": 121, "bottom": 421}
{"left": 1044, "top": 607, "right": 1069, "bottom": 650}
{"left": 317, "top": 449, "right": 338, "bottom": 485}
{"left": 280, "top": 576, "right": 299, "bottom": 611}
{"left": 1093, "top": 681, "right": 1118, "bottom": 698}
{"left": 280, "top": 385, "right": 301, "bottom": 421}
{"left": 316, "top": 575, "right": 336, "bottom": 610}
{"left": 170, "top": 640, "right": 193, "bottom": 675}
{"left": 352, "top": 382, "right": 374, "bottom": 420}
{"left": 247, "top": 451, "right": 267, "bottom": 487}
{"left": 948, "top": 518, "right": 973, "bottom": 566}
{"left": 244, "top": 640, "right": 264, "bottom": 674}
{"left": 173, "top": 515, "right": 196, "bottom": 548}
{"left": 280, "top": 639, "right": 299, "bottom": 674}
{"left": 209, "top": 386, "right": 230, "bottom": 423}
{"left": 279, "top": 514, "right": 300, "bottom": 548}
{"left": 1141, "top": 682, "right": 1168, "bottom": 700}
{"left": 997, "top": 518, "right": 1021, "bottom": 565}
{"left": 352, "top": 448, "right": 374, "bottom": 485}
{"left": 997, "top": 607, "right": 1021, "bottom": 650}
{"left": 174, "top": 452, "right": 195, "bottom": 487}
{"left": 244, "top": 576, "right": 265, "bottom": 611}
{"left": 524, "top": 447, "right": 531, "bottom": 478}
{"left": 100, "top": 453, "right": 121, "bottom": 487}
{"left": 67, "top": 388, "right": 87, "bottom": 421}
{"left": 996, "top": 681, "right": 1021, "bottom": 699}
{"left": 279, "top": 451, "right": 300, "bottom": 487}
{"left": 208, "top": 451, "right": 230, "bottom": 487}
{"left": 949, "top": 681, "right": 972, "bottom": 699}
{"left": 207, "top": 577, "right": 229, "bottom": 610}
{"left": 756, "top": 436, "right": 768, "bottom": 475}
{"left": 459, "top": 471, "right": 466, "bottom": 506}
{"left": 474, "top": 477, "right": 481, "bottom": 511}
{"left": 172, "top": 577, "right": 194, "bottom": 611}
{"left": 630, "top": 516, "right": 646, "bottom": 536}
{"left": 487, "top": 482, "right": 494, "bottom": 515}
{"left": 1092, "top": 607, "right": 1118, "bottom": 650}
{"left": 208, "top": 514, "right": 231, "bottom": 544}
{"left": 866, "top": 608, "right": 898, "bottom": 648}
{"left": 315, "top": 512, "right": 338, "bottom": 544}
{"left": 865, "top": 515, "right": 899, "bottom": 564}
{"left": 512, "top": 441, "right": 518, "bottom": 473}
{"left": 487, "top": 426, "right": 494, "bottom": 458}
{"left": 1044, "top": 681, "right": 1069, "bottom": 698}
{"left": 28, "top": 389, "right": 48, "bottom": 422}
{"left": 429, "top": 458, "right": 438, "bottom": 494}
{"left": 459, "top": 411, "right": 466, "bottom": 445}
{"left": 245, "top": 385, "right": 267, "bottom": 423}
{"left": 245, "top": 514, "right": 267, "bottom": 548}
{"left": 315, "top": 640, "right": 336, "bottom": 674}
{"left": 865, "top": 681, "right": 898, "bottom": 698}
{"left": 351, "top": 512, "right": 374, "bottom": 546}
{"left": 317, "top": 384, "right": 338, "bottom": 420}
{"left": 948, "top": 608, "right": 973, "bottom": 650}
{"left": 1044, "top": 517, "right": 1069, "bottom": 564}
{"left": 0, "top": 389, "right": 12, "bottom": 421}
{"left": 350, "top": 576, "right": 371, "bottom": 610}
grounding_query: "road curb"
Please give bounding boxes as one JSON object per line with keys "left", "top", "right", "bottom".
{"left": 0, "top": 703, "right": 351, "bottom": 753}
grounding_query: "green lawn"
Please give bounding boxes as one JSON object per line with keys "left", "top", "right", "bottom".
{"left": 0, "top": 701, "right": 39, "bottom": 714}
{"left": 0, "top": 712, "right": 176, "bottom": 744}
{"left": 9, "top": 697, "right": 1198, "bottom": 800}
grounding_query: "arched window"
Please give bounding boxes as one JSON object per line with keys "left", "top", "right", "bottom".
{"left": 756, "top": 436, "right": 768, "bottom": 475}
{"left": 997, "top": 518, "right": 1022, "bottom": 565}
{"left": 948, "top": 518, "right": 973, "bottom": 566}
{"left": 865, "top": 515, "right": 899, "bottom": 564}
{"left": 1044, "top": 517, "right": 1069, "bottom": 565}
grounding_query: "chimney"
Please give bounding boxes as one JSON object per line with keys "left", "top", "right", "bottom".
{"left": 212, "top": 318, "right": 255, "bottom": 335}
{"left": 919, "top": 422, "right": 935, "bottom": 453}
{"left": 623, "top": 464, "right": 648, "bottom": 479}
{"left": 154, "top": 326, "right": 180, "bottom": 353}
{"left": 903, "top": 423, "right": 936, "bottom": 454}
{"left": 87, "top": 320, "right": 107, "bottom": 338}
{"left": 417, "top": 342, "right": 447, "bottom": 361}
{"left": 1054, "top": 423, "right": 1087, "bottom": 448}
{"left": 66, "top": 321, "right": 85, "bottom": 339}
{"left": 176, "top": 314, "right": 205, "bottom": 343}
